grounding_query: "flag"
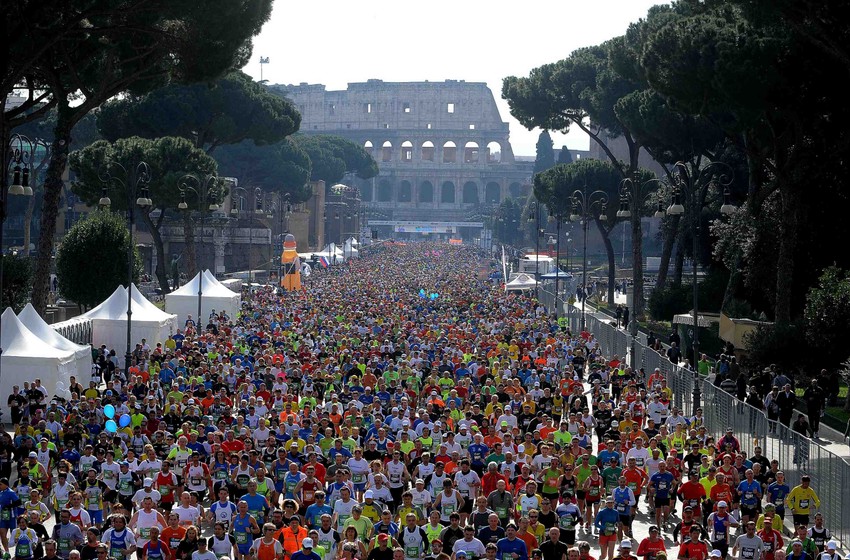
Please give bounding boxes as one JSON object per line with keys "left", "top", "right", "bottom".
{"left": 319, "top": 256, "right": 329, "bottom": 268}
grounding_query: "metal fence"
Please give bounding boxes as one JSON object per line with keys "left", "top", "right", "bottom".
{"left": 581, "top": 309, "right": 850, "bottom": 546}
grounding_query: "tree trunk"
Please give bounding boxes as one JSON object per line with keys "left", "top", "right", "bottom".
{"left": 656, "top": 215, "right": 680, "bottom": 291}
{"left": 774, "top": 183, "right": 797, "bottom": 324}
{"left": 22, "top": 187, "right": 36, "bottom": 256}
{"left": 141, "top": 209, "right": 171, "bottom": 294}
{"left": 31, "top": 111, "right": 72, "bottom": 315}
{"left": 673, "top": 226, "right": 686, "bottom": 287}
{"left": 721, "top": 249, "right": 741, "bottom": 313}
{"left": 182, "top": 212, "right": 197, "bottom": 276}
{"left": 595, "top": 219, "right": 616, "bottom": 307}
{"left": 631, "top": 211, "right": 645, "bottom": 320}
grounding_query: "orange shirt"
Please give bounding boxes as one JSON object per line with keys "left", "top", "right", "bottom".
{"left": 709, "top": 483, "right": 733, "bottom": 508}
{"left": 161, "top": 526, "right": 186, "bottom": 551}
{"left": 518, "top": 531, "right": 539, "bottom": 553}
{"left": 623, "top": 467, "right": 648, "bottom": 494}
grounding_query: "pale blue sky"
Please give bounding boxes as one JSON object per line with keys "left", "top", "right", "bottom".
{"left": 243, "top": 0, "right": 662, "bottom": 156}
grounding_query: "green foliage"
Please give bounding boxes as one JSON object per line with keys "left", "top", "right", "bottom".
{"left": 293, "top": 135, "right": 379, "bottom": 184}
{"left": 743, "top": 322, "right": 807, "bottom": 377}
{"left": 533, "top": 159, "right": 623, "bottom": 219}
{"left": 56, "top": 211, "right": 141, "bottom": 309}
{"left": 214, "top": 138, "right": 312, "bottom": 202}
{"left": 97, "top": 71, "right": 299, "bottom": 152}
{"left": 70, "top": 137, "right": 218, "bottom": 213}
{"left": 557, "top": 146, "right": 573, "bottom": 164}
{"left": 804, "top": 266, "right": 850, "bottom": 368}
{"left": 0, "top": 255, "right": 32, "bottom": 312}
{"left": 648, "top": 284, "right": 691, "bottom": 321}
{"left": 533, "top": 131, "right": 556, "bottom": 174}
{"left": 491, "top": 199, "right": 524, "bottom": 246}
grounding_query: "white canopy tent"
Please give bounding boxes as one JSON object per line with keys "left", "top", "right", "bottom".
{"left": 165, "top": 270, "right": 241, "bottom": 325}
{"left": 18, "top": 303, "right": 92, "bottom": 380}
{"left": 82, "top": 285, "right": 177, "bottom": 353}
{"left": 343, "top": 237, "right": 359, "bottom": 259}
{"left": 1, "top": 308, "right": 77, "bottom": 414}
{"left": 505, "top": 273, "right": 538, "bottom": 291}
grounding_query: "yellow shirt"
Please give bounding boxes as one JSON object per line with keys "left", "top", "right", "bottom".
{"left": 699, "top": 476, "right": 717, "bottom": 497}
{"left": 787, "top": 485, "right": 820, "bottom": 514}
{"left": 755, "top": 513, "right": 784, "bottom": 532}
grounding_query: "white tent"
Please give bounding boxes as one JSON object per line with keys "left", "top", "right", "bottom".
{"left": 83, "top": 285, "right": 177, "bottom": 353}
{"left": 165, "top": 270, "right": 241, "bottom": 325}
{"left": 505, "top": 273, "right": 538, "bottom": 291}
{"left": 18, "top": 303, "right": 92, "bottom": 380}
{"left": 343, "top": 237, "right": 359, "bottom": 259}
{"left": 1, "top": 308, "right": 77, "bottom": 414}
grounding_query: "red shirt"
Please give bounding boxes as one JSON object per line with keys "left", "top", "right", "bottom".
{"left": 677, "top": 481, "right": 707, "bottom": 513}
{"left": 636, "top": 538, "right": 666, "bottom": 560}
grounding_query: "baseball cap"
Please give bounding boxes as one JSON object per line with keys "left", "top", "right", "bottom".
{"left": 364, "top": 490, "right": 374, "bottom": 499}
{"left": 302, "top": 538, "right": 314, "bottom": 549}
{"left": 144, "top": 477, "right": 153, "bottom": 486}
{"left": 28, "top": 452, "right": 37, "bottom": 458}
{"left": 717, "top": 500, "right": 728, "bottom": 508}
{"left": 827, "top": 542, "right": 837, "bottom": 551}
{"left": 456, "top": 552, "right": 468, "bottom": 558}
{"left": 620, "top": 540, "right": 632, "bottom": 548}
{"left": 378, "top": 534, "right": 389, "bottom": 543}
{"left": 710, "top": 552, "right": 722, "bottom": 558}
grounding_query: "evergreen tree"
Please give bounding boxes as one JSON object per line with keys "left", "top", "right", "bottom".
{"left": 557, "top": 145, "right": 573, "bottom": 164}
{"left": 533, "top": 131, "right": 556, "bottom": 174}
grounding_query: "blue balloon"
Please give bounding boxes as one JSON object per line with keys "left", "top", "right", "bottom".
{"left": 103, "top": 404, "right": 115, "bottom": 419}
{"left": 119, "top": 413, "right": 131, "bottom": 428}
{"left": 105, "top": 420, "right": 118, "bottom": 433}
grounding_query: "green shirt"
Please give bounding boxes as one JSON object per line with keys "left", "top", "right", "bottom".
{"left": 601, "top": 466, "right": 623, "bottom": 490}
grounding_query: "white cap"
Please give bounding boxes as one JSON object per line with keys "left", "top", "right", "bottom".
{"left": 144, "top": 477, "right": 153, "bottom": 486}
{"left": 717, "top": 500, "right": 728, "bottom": 508}
{"left": 620, "top": 540, "right": 632, "bottom": 548}
{"left": 710, "top": 551, "right": 722, "bottom": 558}
{"left": 364, "top": 490, "right": 374, "bottom": 499}
{"left": 403, "top": 419, "right": 410, "bottom": 425}
{"left": 827, "top": 542, "right": 838, "bottom": 551}
{"left": 302, "top": 538, "right": 314, "bottom": 549}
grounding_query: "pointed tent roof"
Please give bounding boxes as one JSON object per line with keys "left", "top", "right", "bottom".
{"left": 171, "top": 271, "right": 240, "bottom": 298}
{"left": 17, "top": 303, "right": 90, "bottom": 355}
{"left": 1, "top": 308, "right": 75, "bottom": 359}
{"left": 505, "top": 273, "right": 538, "bottom": 291}
{"left": 83, "top": 285, "right": 176, "bottom": 321}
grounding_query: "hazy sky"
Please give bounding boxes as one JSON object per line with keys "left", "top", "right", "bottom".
{"left": 243, "top": 0, "right": 661, "bottom": 157}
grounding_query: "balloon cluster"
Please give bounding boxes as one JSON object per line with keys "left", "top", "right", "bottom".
{"left": 103, "top": 404, "right": 132, "bottom": 432}
{"left": 418, "top": 289, "right": 439, "bottom": 300}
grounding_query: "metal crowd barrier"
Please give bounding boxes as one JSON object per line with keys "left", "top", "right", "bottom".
{"left": 580, "top": 311, "right": 850, "bottom": 545}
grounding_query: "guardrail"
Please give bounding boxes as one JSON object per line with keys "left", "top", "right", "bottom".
{"left": 581, "top": 309, "right": 850, "bottom": 546}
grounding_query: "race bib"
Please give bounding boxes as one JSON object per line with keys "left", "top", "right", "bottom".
{"left": 191, "top": 477, "right": 203, "bottom": 487}
{"left": 236, "top": 532, "right": 249, "bottom": 544}
{"left": 799, "top": 499, "right": 809, "bottom": 509}
{"left": 616, "top": 503, "right": 626, "bottom": 513}
{"left": 406, "top": 546, "right": 420, "bottom": 558}
{"left": 110, "top": 549, "right": 124, "bottom": 560}
{"left": 353, "top": 473, "right": 366, "bottom": 484}
{"left": 140, "top": 527, "right": 151, "bottom": 540}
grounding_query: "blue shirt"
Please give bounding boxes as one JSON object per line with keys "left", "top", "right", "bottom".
{"left": 767, "top": 482, "right": 790, "bottom": 510}
{"left": 496, "top": 537, "right": 528, "bottom": 560}
{"left": 737, "top": 480, "right": 761, "bottom": 507}
{"left": 649, "top": 471, "right": 675, "bottom": 499}
{"left": 468, "top": 444, "right": 489, "bottom": 466}
{"left": 594, "top": 507, "right": 621, "bottom": 535}
{"left": 304, "top": 503, "right": 333, "bottom": 529}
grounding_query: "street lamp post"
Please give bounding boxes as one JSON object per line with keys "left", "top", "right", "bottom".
{"left": 666, "top": 161, "right": 736, "bottom": 411}
{"left": 179, "top": 174, "right": 221, "bottom": 324}
{"left": 617, "top": 176, "right": 666, "bottom": 367}
{"left": 98, "top": 161, "right": 152, "bottom": 373}
{"left": 1, "top": 134, "right": 37, "bottom": 382}
{"left": 569, "top": 186, "right": 610, "bottom": 332}
{"left": 527, "top": 201, "right": 541, "bottom": 298}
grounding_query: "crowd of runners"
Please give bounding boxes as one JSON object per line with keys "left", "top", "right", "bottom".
{"left": 0, "top": 243, "right": 842, "bottom": 560}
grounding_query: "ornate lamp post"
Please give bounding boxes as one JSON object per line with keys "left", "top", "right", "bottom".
{"left": 1, "top": 134, "right": 37, "bottom": 381}
{"left": 178, "top": 174, "right": 221, "bottom": 323}
{"left": 98, "top": 161, "right": 153, "bottom": 372}
{"left": 666, "top": 161, "right": 736, "bottom": 411}
{"left": 569, "top": 186, "right": 610, "bottom": 332}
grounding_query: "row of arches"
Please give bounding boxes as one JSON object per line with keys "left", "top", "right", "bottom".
{"left": 362, "top": 181, "right": 523, "bottom": 204}
{"left": 364, "top": 140, "right": 503, "bottom": 164}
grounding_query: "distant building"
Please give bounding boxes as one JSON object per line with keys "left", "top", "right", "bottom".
{"left": 272, "top": 79, "right": 534, "bottom": 241}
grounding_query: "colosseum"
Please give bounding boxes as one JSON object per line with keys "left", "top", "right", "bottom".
{"left": 272, "top": 79, "right": 533, "bottom": 241}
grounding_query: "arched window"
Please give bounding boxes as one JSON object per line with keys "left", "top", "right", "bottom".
{"left": 381, "top": 141, "right": 393, "bottom": 162}
{"left": 421, "top": 141, "right": 435, "bottom": 162}
{"left": 398, "top": 181, "right": 412, "bottom": 202}
{"left": 441, "top": 181, "right": 456, "bottom": 203}
{"left": 401, "top": 141, "right": 413, "bottom": 163}
{"left": 364, "top": 141, "right": 374, "bottom": 156}
{"left": 462, "top": 181, "right": 479, "bottom": 204}
{"left": 377, "top": 180, "right": 393, "bottom": 202}
{"left": 485, "top": 182, "right": 501, "bottom": 204}
{"left": 464, "top": 142, "right": 479, "bottom": 163}
{"left": 509, "top": 182, "right": 522, "bottom": 199}
{"left": 442, "top": 141, "right": 457, "bottom": 163}
{"left": 419, "top": 181, "right": 434, "bottom": 202}
{"left": 486, "top": 142, "right": 501, "bottom": 163}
